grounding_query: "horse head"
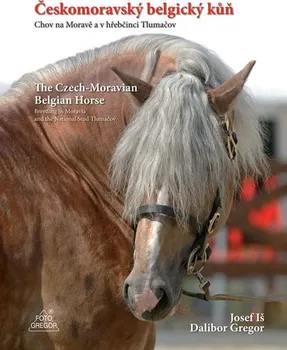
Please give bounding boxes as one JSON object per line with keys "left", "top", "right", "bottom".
{"left": 111, "top": 60, "right": 261, "bottom": 321}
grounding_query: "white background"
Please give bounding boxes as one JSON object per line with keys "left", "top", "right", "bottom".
{"left": 0, "top": 0, "right": 286, "bottom": 99}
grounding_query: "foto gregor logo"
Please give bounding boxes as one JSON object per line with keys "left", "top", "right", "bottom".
{"left": 28, "top": 309, "right": 59, "bottom": 332}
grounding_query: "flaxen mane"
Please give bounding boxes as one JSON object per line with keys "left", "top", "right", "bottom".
{"left": 1, "top": 34, "right": 267, "bottom": 224}
{"left": 108, "top": 35, "right": 267, "bottom": 223}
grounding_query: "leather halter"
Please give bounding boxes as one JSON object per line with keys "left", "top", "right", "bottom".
{"left": 132, "top": 115, "right": 236, "bottom": 264}
{"left": 134, "top": 193, "right": 220, "bottom": 262}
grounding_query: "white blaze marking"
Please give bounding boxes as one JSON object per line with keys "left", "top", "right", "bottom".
{"left": 148, "top": 183, "right": 169, "bottom": 267}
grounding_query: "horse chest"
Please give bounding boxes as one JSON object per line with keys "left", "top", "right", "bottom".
{"left": 39, "top": 271, "right": 154, "bottom": 349}
{"left": 0, "top": 176, "right": 153, "bottom": 349}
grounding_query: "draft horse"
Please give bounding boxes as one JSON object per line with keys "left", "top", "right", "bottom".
{"left": 0, "top": 34, "right": 266, "bottom": 349}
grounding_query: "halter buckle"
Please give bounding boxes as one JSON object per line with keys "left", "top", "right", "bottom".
{"left": 222, "top": 118, "right": 238, "bottom": 160}
{"left": 208, "top": 212, "right": 220, "bottom": 234}
{"left": 226, "top": 132, "right": 238, "bottom": 160}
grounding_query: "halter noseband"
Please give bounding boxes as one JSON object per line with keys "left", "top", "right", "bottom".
{"left": 132, "top": 115, "right": 238, "bottom": 273}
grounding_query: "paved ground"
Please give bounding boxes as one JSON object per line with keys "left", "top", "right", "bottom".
{"left": 155, "top": 330, "right": 287, "bottom": 349}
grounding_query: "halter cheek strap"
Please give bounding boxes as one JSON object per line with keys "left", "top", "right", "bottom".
{"left": 190, "top": 189, "right": 221, "bottom": 259}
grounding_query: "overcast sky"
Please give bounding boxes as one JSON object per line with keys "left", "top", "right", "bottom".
{"left": 0, "top": 0, "right": 286, "bottom": 99}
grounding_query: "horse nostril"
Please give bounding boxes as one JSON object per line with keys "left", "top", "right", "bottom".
{"left": 123, "top": 282, "right": 130, "bottom": 300}
{"left": 155, "top": 288, "right": 165, "bottom": 300}
{"left": 155, "top": 286, "right": 171, "bottom": 311}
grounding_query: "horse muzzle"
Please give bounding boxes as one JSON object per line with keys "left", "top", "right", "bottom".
{"left": 123, "top": 273, "right": 174, "bottom": 321}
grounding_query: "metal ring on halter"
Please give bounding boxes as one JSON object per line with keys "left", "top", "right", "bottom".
{"left": 207, "top": 212, "right": 221, "bottom": 235}
{"left": 187, "top": 247, "right": 208, "bottom": 275}
{"left": 195, "top": 250, "right": 208, "bottom": 274}
{"left": 187, "top": 247, "right": 199, "bottom": 275}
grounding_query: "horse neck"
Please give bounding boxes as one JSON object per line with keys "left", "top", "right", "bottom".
{"left": 2, "top": 50, "right": 175, "bottom": 238}
{"left": 27, "top": 54, "right": 151, "bottom": 237}
{"left": 35, "top": 56, "right": 141, "bottom": 182}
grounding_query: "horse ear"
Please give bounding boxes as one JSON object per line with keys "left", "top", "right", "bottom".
{"left": 208, "top": 60, "right": 256, "bottom": 115}
{"left": 111, "top": 67, "right": 153, "bottom": 104}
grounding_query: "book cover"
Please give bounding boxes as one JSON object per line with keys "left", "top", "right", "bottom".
{"left": 0, "top": 0, "right": 286, "bottom": 349}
